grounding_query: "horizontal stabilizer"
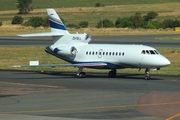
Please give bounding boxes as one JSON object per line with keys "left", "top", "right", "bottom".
{"left": 18, "top": 32, "right": 64, "bottom": 37}
{"left": 13, "top": 62, "right": 107, "bottom": 68}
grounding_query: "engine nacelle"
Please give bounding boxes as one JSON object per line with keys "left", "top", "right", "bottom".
{"left": 54, "top": 46, "right": 77, "bottom": 56}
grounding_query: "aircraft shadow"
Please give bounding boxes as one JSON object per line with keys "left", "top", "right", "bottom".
{"left": 10, "top": 70, "right": 164, "bottom": 80}
{"left": 37, "top": 71, "right": 164, "bottom": 80}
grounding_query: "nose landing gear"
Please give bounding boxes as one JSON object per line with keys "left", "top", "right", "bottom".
{"left": 76, "top": 67, "right": 86, "bottom": 78}
{"left": 145, "top": 68, "right": 150, "bottom": 80}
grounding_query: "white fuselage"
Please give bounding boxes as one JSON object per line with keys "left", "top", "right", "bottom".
{"left": 46, "top": 43, "right": 170, "bottom": 69}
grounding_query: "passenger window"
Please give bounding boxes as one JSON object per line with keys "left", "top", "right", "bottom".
{"left": 109, "top": 52, "right": 111, "bottom": 55}
{"left": 106, "top": 52, "right": 108, "bottom": 55}
{"left": 89, "top": 52, "right": 91, "bottom": 55}
{"left": 112, "top": 52, "right": 114, "bottom": 56}
{"left": 122, "top": 52, "right": 124, "bottom": 56}
{"left": 103, "top": 52, "right": 105, "bottom": 55}
{"left": 96, "top": 52, "right": 98, "bottom": 55}
{"left": 119, "top": 52, "right": 121, "bottom": 56}
{"left": 116, "top": 52, "right": 118, "bottom": 56}
{"left": 86, "top": 51, "right": 88, "bottom": 55}
{"left": 92, "top": 52, "right": 94, "bottom": 55}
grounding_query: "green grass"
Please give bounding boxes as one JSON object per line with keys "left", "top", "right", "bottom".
{"left": 0, "top": 46, "right": 179, "bottom": 75}
{"left": 156, "top": 36, "right": 180, "bottom": 40}
{"left": 0, "top": 0, "right": 179, "bottom": 11}
{"left": 1, "top": 1, "right": 180, "bottom": 28}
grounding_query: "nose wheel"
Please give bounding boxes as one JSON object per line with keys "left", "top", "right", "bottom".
{"left": 77, "top": 72, "right": 86, "bottom": 78}
{"left": 145, "top": 68, "right": 150, "bottom": 80}
{"left": 76, "top": 67, "right": 86, "bottom": 78}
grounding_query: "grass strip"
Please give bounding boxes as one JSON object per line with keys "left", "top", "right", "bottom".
{"left": 156, "top": 36, "right": 180, "bottom": 41}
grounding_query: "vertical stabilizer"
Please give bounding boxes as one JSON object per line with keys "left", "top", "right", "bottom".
{"left": 47, "top": 9, "right": 69, "bottom": 34}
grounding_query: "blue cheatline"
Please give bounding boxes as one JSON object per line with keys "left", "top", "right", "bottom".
{"left": 49, "top": 20, "right": 67, "bottom": 30}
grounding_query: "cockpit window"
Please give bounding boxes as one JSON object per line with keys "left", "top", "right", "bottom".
{"left": 146, "top": 50, "right": 150, "bottom": 54}
{"left": 150, "top": 50, "right": 155, "bottom": 54}
{"left": 141, "top": 50, "right": 159, "bottom": 55}
{"left": 141, "top": 50, "right": 145, "bottom": 54}
{"left": 154, "top": 50, "right": 159, "bottom": 54}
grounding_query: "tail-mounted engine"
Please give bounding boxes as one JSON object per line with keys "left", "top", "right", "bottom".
{"left": 53, "top": 46, "right": 77, "bottom": 57}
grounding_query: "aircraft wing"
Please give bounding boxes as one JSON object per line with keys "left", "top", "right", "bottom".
{"left": 13, "top": 62, "right": 107, "bottom": 68}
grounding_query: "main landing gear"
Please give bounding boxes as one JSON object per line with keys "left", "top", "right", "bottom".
{"left": 108, "top": 69, "right": 117, "bottom": 77}
{"left": 76, "top": 68, "right": 151, "bottom": 80}
{"left": 145, "top": 68, "right": 150, "bottom": 80}
{"left": 76, "top": 67, "right": 86, "bottom": 78}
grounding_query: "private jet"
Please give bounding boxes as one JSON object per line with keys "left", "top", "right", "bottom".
{"left": 16, "top": 8, "right": 171, "bottom": 80}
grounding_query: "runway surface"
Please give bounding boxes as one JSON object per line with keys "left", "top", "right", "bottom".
{"left": 0, "top": 71, "right": 180, "bottom": 120}
{"left": 0, "top": 35, "right": 180, "bottom": 120}
{"left": 0, "top": 34, "right": 180, "bottom": 47}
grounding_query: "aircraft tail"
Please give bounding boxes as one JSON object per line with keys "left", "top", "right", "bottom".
{"left": 47, "top": 9, "right": 69, "bottom": 34}
{"left": 18, "top": 8, "right": 69, "bottom": 42}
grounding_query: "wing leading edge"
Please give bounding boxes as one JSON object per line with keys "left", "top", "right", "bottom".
{"left": 13, "top": 62, "right": 107, "bottom": 68}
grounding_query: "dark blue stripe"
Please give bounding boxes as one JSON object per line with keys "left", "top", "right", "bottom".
{"left": 72, "top": 61, "right": 125, "bottom": 69}
{"left": 45, "top": 46, "right": 72, "bottom": 63}
{"left": 54, "top": 48, "right": 61, "bottom": 53}
{"left": 49, "top": 20, "right": 67, "bottom": 30}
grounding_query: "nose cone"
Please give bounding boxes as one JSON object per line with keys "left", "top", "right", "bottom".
{"left": 161, "top": 57, "right": 171, "bottom": 66}
{"left": 154, "top": 55, "right": 171, "bottom": 67}
{"left": 140, "top": 55, "right": 171, "bottom": 68}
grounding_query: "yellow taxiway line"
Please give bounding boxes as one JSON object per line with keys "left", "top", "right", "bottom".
{"left": 0, "top": 81, "right": 63, "bottom": 89}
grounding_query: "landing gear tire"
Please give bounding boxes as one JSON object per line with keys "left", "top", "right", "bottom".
{"left": 108, "top": 69, "right": 116, "bottom": 77}
{"left": 145, "top": 75, "right": 150, "bottom": 80}
{"left": 145, "top": 68, "right": 150, "bottom": 80}
{"left": 76, "top": 67, "right": 86, "bottom": 78}
{"left": 77, "top": 72, "right": 86, "bottom": 78}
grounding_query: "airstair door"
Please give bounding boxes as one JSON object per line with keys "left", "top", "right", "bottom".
{"left": 98, "top": 49, "right": 103, "bottom": 58}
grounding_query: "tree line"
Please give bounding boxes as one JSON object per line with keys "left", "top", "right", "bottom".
{"left": 1, "top": 0, "right": 180, "bottom": 29}
{"left": 9, "top": 11, "right": 180, "bottom": 29}
{"left": 96, "top": 11, "right": 180, "bottom": 29}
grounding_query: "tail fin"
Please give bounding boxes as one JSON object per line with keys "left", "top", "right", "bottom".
{"left": 47, "top": 9, "right": 69, "bottom": 34}
{"left": 18, "top": 9, "right": 69, "bottom": 43}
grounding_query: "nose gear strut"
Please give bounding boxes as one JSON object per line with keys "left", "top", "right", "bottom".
{"left": 76, "top": 67, "right": 86, "bottom": 78}
{"left": 145, "top": 68, "right": 150, "bottom": 80}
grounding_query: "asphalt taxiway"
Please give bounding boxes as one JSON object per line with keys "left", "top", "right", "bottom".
{"left": 0, "top": 35, "right": 180, "bottom": 120}
{"left": 0, "top": 71, "right": 180, "bottom": 120}
{"left": 0, "top": 34, "right": 180, "bottom": 47}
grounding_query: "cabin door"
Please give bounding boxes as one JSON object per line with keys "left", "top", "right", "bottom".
{"left": 98, "top": 49, "right": 103, "bottom": 58}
